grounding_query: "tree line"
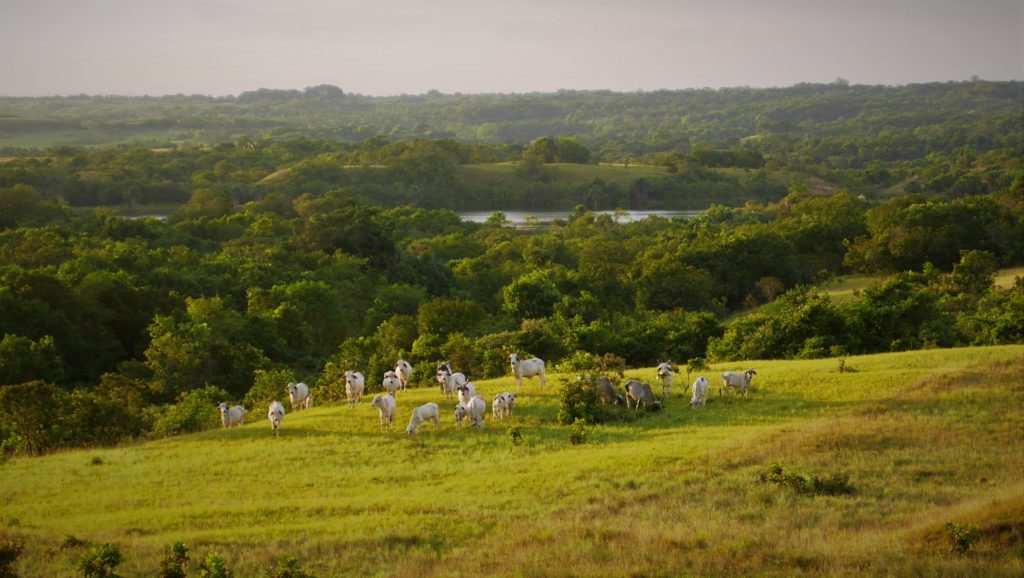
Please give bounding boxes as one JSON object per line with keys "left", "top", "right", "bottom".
{"left": 0, "top": 174, "right": 1021, "bottom": 455}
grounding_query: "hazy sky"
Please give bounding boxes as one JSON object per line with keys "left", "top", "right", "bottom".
{"left": 1, "top": 0, "right": 1020, "bottom": 96}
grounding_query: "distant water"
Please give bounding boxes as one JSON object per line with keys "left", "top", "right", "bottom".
{"left": 457, "top": 209, "right": 702, "bottom": 224}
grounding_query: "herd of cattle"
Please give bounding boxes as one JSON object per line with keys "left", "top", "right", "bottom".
{"left": 215, "top": 356, "right": 758, "bottom": 436}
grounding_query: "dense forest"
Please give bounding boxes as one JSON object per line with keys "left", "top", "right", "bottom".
{"left": 0, "top": 80, "right": 1021, "bottom": 456}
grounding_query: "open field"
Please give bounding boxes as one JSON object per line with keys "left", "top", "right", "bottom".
{"left": 1, "top": 346, "right": 1023, "bottom": 577}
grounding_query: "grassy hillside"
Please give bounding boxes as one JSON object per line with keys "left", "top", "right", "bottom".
{"left": 1, "top": 346, "right": 1022, "bottom": 577}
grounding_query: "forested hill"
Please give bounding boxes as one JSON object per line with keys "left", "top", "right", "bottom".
{"left": 1, "top": 81, "right": 1020, "bottom": 159}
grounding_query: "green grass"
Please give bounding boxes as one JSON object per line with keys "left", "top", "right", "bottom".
{"left": 1, "top": 345, "right": 1023, "bottom": 576}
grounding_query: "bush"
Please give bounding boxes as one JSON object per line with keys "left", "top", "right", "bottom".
{"left": 507, "top": 424, "right": 524, "bottom": 447}
{"left": 197, "top": 552, "right": 233, "bottom": 578}
{"left": 77, "top": 543, "right": 123, "bottom": 578}
{"left": 945, "top": 521, "right": 981, "bottom": 556}
{"left": 756, "top": 463, "right": 854, "bottom": 497}
{"left": 244, "top": 368, "right": 296, "bottom": 413}
{"left": 556, "top": 375, "right": 601, "bottom": 426}
{"left": 569, "top": 418, "right": 588, "bottom": 445}
{"left": 0, "top": 538, "right": 24, "bottom": 578}
{"left": 152, "top": 385, "right": 230, "bottom": 437}
{"left": 158, "top": 541, "right": 189, "bottom": 578}
{"left": 267, "top": 554, "right": 317, "bottom": 578}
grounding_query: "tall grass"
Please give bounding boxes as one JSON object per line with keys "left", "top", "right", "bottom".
{"left": 1, "top": 345, "right": 1021, "bottom": 576}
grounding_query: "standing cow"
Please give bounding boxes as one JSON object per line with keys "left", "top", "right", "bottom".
{"left": 509, "top": 353, "right": 547, "bottom": 389}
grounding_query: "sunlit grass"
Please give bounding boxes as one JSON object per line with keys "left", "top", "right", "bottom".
{"left": 1, "top": 345, "right": 1022, "bottom": 576}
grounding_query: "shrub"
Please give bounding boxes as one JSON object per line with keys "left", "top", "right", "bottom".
{"left": 158, "top": 541, "right": 189, "bottom": 578}
{"left": 507, "top": 424, "right": 524, "bottom": 447}
{"left": 267, "top": 554, "right": 317, "bottom": 578}
{"left": 0, "top": 538, "right": 24, "bottom": 578}
{"left": 244, "top": 368, "right": 296, "bottom": 413}
{"left": 945, "top": 521, "right": 981, "bottom": 556}
{"left": 197, "top": 552, "right": 233, "bottom": 578}
{"left": 556, "top": 376, "right": 601, "bottom": 425}
{"left": 77, "top": 543, "right": 123, "bottom": 578}
{"left": 756, "top": 463, "right": 854, "bottom": 496}
{"left": 569, "top": 418, "right": 588, "bottom": 445}
{"left": 152, "top": 385, "right": 230, "bottom": 437}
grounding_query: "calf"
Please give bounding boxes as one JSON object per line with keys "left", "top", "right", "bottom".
{"left": 382, "top": 370, "right": 402, "bottom": 396}
{"left": 370, "top": 393, "right": 397, "bottom": 431}
{"left": 406, "top": 402, "right": 441, "bottom": 434}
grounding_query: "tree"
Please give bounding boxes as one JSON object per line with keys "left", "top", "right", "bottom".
{"left": 502, "top": 271, "right": 561, "bottom": 320}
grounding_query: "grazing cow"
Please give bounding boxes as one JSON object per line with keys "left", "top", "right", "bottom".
{"left": 624, "top": 380, "right": 661, "bottom": 412}
{"left": 267, "top": 401, "right": 285, "bottom": 436}
{"left": 345, "top": 371, "right": 366, "bottom": 407}
{"left": 394, "top": 360, "right": 413, "bottom": 391}
{"left": 370, "top": 393, "right": 397, "bottom": 431}
{"left": 456, "top": 383, "right": 478, "bottom": 407}
{"left": 406, "top": 402, "right": 441, "bottom": 434}
{"left": 382, "top": 370, "right": 402, "bottom": 396}
{"left": 492, "top": 392, "right": 516, "bottom": 420}
{"left": 656, "top": 361, "right": 676, "bottom": 398}
{"left": 509, "top": 353, "right": 547, "bottom": 389}
{"left": 721, "top": 369, "right": 757, "bottom": 398}
{"left": 287, "top": 382, "right": 311, "bottom": 411}
{"left": 464, "top": 396, "right": 486, "bottom": 429}
{"left": 436, "top": 362, "right": 468, "bottom": 400}
{"left": 690, "top": 377, "right": 709, "bottom": 408}
{"left": 218, "top": 402, "right": 246, "bottom": 428}
{"left": 596, "top": 376, "right": 625, "bottom": 406}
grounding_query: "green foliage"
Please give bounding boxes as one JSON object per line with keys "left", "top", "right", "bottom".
{"left": 267, "top": 554, "right": 317, "bottom": 578}
{"left": 0, "top": 380, "right": 67, "bottom": 455}
{"left": 158, "top": 541, "right": 189, "bottom": 578}
{"left": 197, "top": 552, "right": 233, "bottom": 578}
{"left": 0, "top": 333, "right": 64, "bottom": 386}
{"left": 945, "top": 521, "right": 981, "bottom": 556}
{"left": 0, "top": 538, "right": 23, "bottom": 578}
{"left": 151, "top": 385, "right": 230, "bottom": 437}
{"left": 568, "top": 418, "right": 589, "bottom": 445}
{"left": 502, "top": 271, "right": 561, "bottom": 321}
{"left": 77, "top": 543, "right": 123, "bottom": 578}
{"left": 556, "top": 376, "right": 602, "bottom": 426}
{"left": 756, "top": 463, "right": 854, "bottom": 497}
{"left": 244, "top": 368, "right": 296, "bottom": 413}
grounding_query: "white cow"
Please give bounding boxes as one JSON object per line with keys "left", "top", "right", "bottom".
{"left": 267, "top": 401, "right": 285, "bottom": 436}
{"left": 436, "top": 363, "right": 468, "bottom": 400}
{"left": 370, "top": 393, "right": 397, "bottom": 431}
{"left": 690, "top": 376, "right": 709, "bottom": 408}
{"left": 456, "top": 383, "right": 478, "bottom": 407}
{"left": 624, "top": 380, "right": 661, "bottom": 412}
{"left": 721, "top": 369, "right": 757, "bottom": 398}
{"left": 656, "top": 361, "right": 676, "bottom": 398}
{"left": 492, "top": 392, "right": 516, "bottom": 420}
{"left": 509, "top": 353, "right": 547, "bottom": 389}
{"left": 287, "top": 382, "right": 311, "bottom": 411}
{"left": 464, "top": 396, "right": 486, "bottom": 429}
{"left": 218, "top": 402, "right": 246, "bottom": 429}
{"left": 345, "top": 370, "right": 365, "bottom": 407}
{"left": 394, "top": 360, "right": 413, "bottom": 391}
{"left": 382, "top": 370, "right": 402, "bottom": 396}
{"left": 454, "top": 403, "right": 468, "bottom": 428}
{"left": 406, "top": 402, "right": 441, "bottom": 434}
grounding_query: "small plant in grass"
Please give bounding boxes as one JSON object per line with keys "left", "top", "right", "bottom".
{"left": 197, "top": 551, "right": 233, "bottom": 578}
{"left": 569, "top": 418, "right": 588, "bottom": 445}
{"left": 686, "top": 356, "right": 710, "bottom": 384}
{"left": 0, "top": 538, "right": 24, "bottom": 578}
{"left": 944, "top": 521, "right": 981, "bottom": 556}
{"left": 506, "top": 424, "right": 523, "bottom": 447}
{"left": 62, "top": 535, "right": 89, "bottom": 549}
{"left": 756, "top": 463, "right": 854, "bottom": 496}
{"left": 158, "top": 541, "right": 189, "bottom": 578}
{"left": 267, "top": 554, "right": 317, "bottom": 578}
{"left": 77, "top": 543, "right": 123, "bottom": 578}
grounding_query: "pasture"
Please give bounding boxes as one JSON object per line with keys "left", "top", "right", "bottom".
{"left": 1, "top": 345, "right": 1022, "bottom": 577}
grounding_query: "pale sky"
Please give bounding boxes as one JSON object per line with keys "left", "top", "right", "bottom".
{"left": 0, "top": 0, "right": 1020, "bottom": 96}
